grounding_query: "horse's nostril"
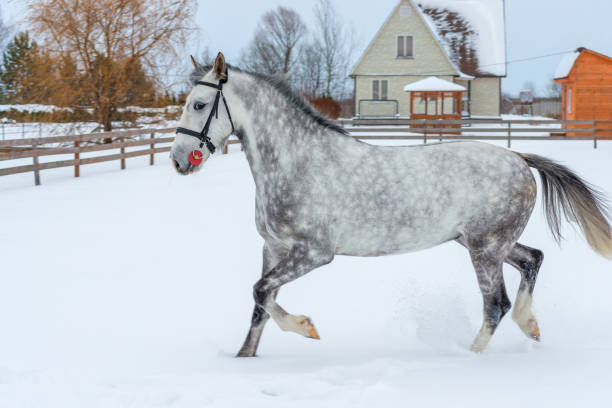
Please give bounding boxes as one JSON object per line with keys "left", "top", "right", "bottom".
{"left": 173, "top": 159, "right": 181, "bottom": 171}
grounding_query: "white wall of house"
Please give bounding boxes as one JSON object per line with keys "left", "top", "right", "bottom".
{"left": 470, "top": 78, "right": 501, "bottom": 117}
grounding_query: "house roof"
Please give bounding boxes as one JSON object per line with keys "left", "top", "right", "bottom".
{"left": 554, "top": 48, "right": 612, "bottom": 80}
{"left": 404, "top": 76, "right": 467, "bottom": 91}
{"left": 554, "top": 51, "right": 581, "bottom": 80}
{"left": 417, "top": 0, "right": 507, "bottom": 77}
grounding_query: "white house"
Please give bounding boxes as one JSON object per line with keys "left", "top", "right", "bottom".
{"left": 350, "top": 0, "right": 506, "bottom": 119}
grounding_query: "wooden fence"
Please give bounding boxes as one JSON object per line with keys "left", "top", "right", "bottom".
{"left": 1, "top": 119, "right": 610, "bottom": 186}
{"left": 0, "top": 128, "right": 176, "bottom": 186}
{"left": 336, "top": 118, "right": 611, "bottom": 149}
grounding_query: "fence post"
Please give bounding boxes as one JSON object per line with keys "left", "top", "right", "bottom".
{"left": 2, "top": 122, "right": 4, "bottom": 140}
{"left": 120, "top": 136, "right": 126, "bottom": 170}
{"left": 423, "top": 120, "right": 428, "bottom": 144}
{"left": 32, "top": 140, "right": 41, "bottom": 186}
{"left": 74, "top": 138, "right": 80, "bottom": 177}
{"left": 39, "top": 122, "right": 42, "bottom": 138}
{"left": 22, "top": 122, "right": 25, "bottom": 139}
{"left": 594, "top": 121, "right": 598, "bottom": 149}
{"left": 507, "top": 122, "right": 511, "bottom": 148}
{"left": 150, "top": 132, "right": 155, "bottom": 165}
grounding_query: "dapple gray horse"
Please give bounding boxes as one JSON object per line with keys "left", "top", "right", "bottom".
{"left": 171, "top": 53, "right": 612, "bottom": 357}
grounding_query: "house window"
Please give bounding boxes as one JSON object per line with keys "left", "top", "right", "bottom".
{"left": 567, "top": 88, "right": 573, "bottom": 114}
{"left": 372, "top": 80, "right": 388, "bottom": 100}
{"left": 397, "top": 36, "right": 414, "bottom": 58}
{"left": 400, "top": 5, "right": 411, "bottom": 16}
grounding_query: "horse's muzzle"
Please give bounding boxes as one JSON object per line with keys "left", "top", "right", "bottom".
{"left": 171, "top": 151, "right": 198, "bottom": 175}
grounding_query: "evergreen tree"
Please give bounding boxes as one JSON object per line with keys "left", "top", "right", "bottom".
{"left": 0, "top": 6, "right": 12, "bottom": 102}
{"left": 122, "top": 58, "right": 157, "bottom": 107}
{"left": 0, "top": 6, "right": 10, "bottom": 54}
{"left": 0, "top": 32, "right": 40, "bottom": 103}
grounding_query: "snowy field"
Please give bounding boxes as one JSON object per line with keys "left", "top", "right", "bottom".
{"left": 1, "top": 138, "right": 612, "bottom": 407}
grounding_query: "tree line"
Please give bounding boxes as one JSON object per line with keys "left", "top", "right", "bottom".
{"left": 239, "top": 0, "right": 356, "bottom": 106}
{"left": 0, "top": 0, "right": 356, "bottom": 131}
{"left": 0, "top": 0, "right": 195, "bottom": 131}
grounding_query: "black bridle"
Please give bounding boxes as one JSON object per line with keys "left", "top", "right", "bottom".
{"left": 176, "top": 76, "right": 235, "bottom": 155}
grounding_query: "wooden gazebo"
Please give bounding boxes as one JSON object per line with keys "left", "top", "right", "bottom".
{"left": 404, "top": 77, "right": 466, "bottom": 121}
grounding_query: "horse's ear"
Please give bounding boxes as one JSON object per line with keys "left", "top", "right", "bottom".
{"left": 189, "top": 55, "right": 200, "bottom": 70}
{"left": 214, "top": 52, "right": 228, "bottom": 81}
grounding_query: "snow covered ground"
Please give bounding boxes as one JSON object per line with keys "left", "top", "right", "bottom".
{"left": 1, "top": 138, "right": 611, "bottom": 407}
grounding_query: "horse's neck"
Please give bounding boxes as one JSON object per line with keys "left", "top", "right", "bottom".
{"left": 231, "top": 77, "right": 332, "bottom": 188}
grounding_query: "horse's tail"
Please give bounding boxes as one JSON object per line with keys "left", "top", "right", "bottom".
{"left": 516, "top": 153, "right": 612, "bottom": 259}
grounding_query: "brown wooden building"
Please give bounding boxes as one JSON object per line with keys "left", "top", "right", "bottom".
{"left": 555, "top": 48, "right": 612, "bottom": 125}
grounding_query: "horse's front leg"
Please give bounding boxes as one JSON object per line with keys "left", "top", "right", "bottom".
{"left": 253, "top": 242, "right": 334, "bottom": 340}
{"left": 237, "top": 244, "right": 283, "bottom": 357}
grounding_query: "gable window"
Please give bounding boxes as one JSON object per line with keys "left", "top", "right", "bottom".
{"left": 397, "top": 35, "right": 414, "bottom": 58}
{"left": 400, "top": 5, "right": 411, "bottom": 17}
{"left": 372, "top": 79, "right": 388, "bottom": 100}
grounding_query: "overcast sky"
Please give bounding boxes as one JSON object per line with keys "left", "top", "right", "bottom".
{"left": 1, "top": 0, "right": 610, "bottom": 96}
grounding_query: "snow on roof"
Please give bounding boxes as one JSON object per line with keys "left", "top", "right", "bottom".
{"left": 404, "top": 76, "right": 467, "bottom": 91}
{"left": 417, "top": 0, "right": 507, "bottom": 77}
{"left": 554, "top": 51, "right": 581, "bottom": 79}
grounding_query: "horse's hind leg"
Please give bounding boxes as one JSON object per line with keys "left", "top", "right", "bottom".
{"left": 467, "top": 245, "right": 513, "bottom": 353}
{"left": 505, "top": 243, "right": 543, "bottom": 342}
{"left": 237, "top": 244, "right": 282, "bottom": 357}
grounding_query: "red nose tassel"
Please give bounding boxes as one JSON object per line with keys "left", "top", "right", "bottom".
{"left": 188, "top": 150, "right": 204, "bottom": 166}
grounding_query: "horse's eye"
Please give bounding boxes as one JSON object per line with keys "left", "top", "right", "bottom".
{"left": 193, "top": 102, "right": 206, "bottom": 111}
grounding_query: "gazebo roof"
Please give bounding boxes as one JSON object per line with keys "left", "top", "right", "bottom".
{"left": 404, "top": 77, "right": 467, "bottom": 92}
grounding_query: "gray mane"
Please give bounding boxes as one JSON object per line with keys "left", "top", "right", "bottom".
{"left": 190, "top": 64, "right": 348, "bottom": 136}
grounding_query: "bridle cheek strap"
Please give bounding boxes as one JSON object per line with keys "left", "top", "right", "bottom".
{"left": 176, "top": 78, "right": 235, "bottom": 155}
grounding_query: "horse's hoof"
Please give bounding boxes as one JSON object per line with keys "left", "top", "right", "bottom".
{"left": 470, "top": 322, "right": 492, "bottom": 353}
{"left": 518, "top": 318, "right": 541, "bottom": 342}
{"left": 291, "top": 315, "right": 320, "bottom": 340}
{"left": 308, "top": 326, "right": 320, "bottom": 340}
{"left": 528, "top": 321, "right": 541, "bottom": 342}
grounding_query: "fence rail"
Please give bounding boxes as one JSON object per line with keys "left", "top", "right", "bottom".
{"left": 336, "top": 118, "right": 612, "bottom": 148}
{"left": 0, "top": 128, "right": 179, "bottom": 185}
{"left": 1, "top": 119, "right": 610, "bottom": 187}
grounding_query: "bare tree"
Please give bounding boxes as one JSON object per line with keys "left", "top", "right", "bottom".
{"left": 28, "top": 0, "right": 196, "bottom": 132}
{"left": 296, "top": 41, "right": 323, "bottom": 98}
{"left": 240, "top": 6, "right": 307, "bottom": 79}
{"left": 311, "top": 0, "right": 356, "bottom": 99}
{"left": 545, "top": 75, "right": 561, "bottom": 98}
{"left": 198, "top": 46, "right": 213, "bottom": 67}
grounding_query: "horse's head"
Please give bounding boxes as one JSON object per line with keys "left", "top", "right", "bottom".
{"left": 171, "top": 52, "right": 235, "bottom": 175}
